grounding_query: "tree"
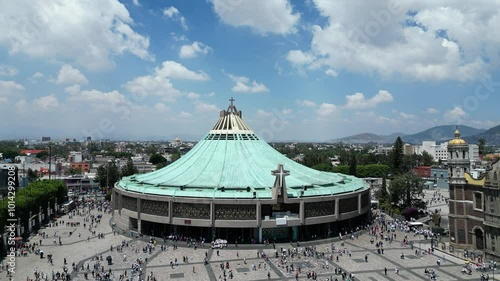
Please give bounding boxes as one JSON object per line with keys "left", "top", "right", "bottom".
{"left": 149, "top": 153, "right": 167, "bottom": 165}
{"left": 348, "top": 151, "right": 357, "bottom": 176}
{"left": 375, "top": 176, "right": 389, "bottom": 205}
{"left": 478, "top": 138, "right": 486, "bottom": 155}
{"left": 421, "top": 151, "right": 434, "bottom": 166}
{"left": 94, "top": 161, "right": 120, "bottom": 189}
{"left": 0, "top": 148, "right": 21, "bottom": 160}
{"left": 391, "top": 137, "right": 405, "bottom": 176}
{"left": 27, "top": 168, "right": 39, "bottom": 182}
{"left": 121, "top": 158, "right": 138, "bottom": 177}
{"left": 67, "top": 167, "right": 82, "bottom": 175}
{"left": 356, "top": 164, "right": 389, "bottom": 178}
{"left": 311, "top": 163, "right": 332, "bottom": 172}
{"left": 35, "top": 150, "right": 49, "bottom": 159}
{"left": 171, "top": 152, "right": 181, "bottom": 162}
{"left": 94, "top": 165, "right": 107, "bottom": 188}
{"left": 331, "top": 165, "right": 349, "bottom": 174}
{"left": 156, "top": 162, "right": 168, "bottom": 170}
{"left": 388, "top": 173, "right": 424, "bottom": 209}
{"left": 105, "top": 190, "right": 112, "bottom": 201}
{"left": 0, "top": 179, "right": 67, "bottom": 236}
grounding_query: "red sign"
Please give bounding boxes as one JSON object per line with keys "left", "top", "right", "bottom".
{"left": 184, "top": 220, "right": 191, "bottom": 225}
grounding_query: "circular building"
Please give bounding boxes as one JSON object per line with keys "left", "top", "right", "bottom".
{"left": 112, "top": 99, "right": 371, "bottom": 242}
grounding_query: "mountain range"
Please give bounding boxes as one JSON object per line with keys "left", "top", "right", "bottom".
{"left": 332, "top": 124, "right": 500, "bottom": 145}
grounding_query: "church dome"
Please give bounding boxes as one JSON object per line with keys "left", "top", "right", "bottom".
{"left": 449, "top": 127, "right": 467, "bottom": 146}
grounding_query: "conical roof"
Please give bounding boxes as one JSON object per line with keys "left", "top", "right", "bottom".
{"left": 118, "top": 98, "right": 366, "bottom": 198}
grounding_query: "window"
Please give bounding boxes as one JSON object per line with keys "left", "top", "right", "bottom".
{"left": 474, "top": 192, "right": 483, "bottom": 211}
{"left": 458, "top": 229, "right": 466, "bottom": 243}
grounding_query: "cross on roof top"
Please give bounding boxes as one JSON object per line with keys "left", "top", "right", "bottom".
{"left": 227, "top": 97, "right": 237, "bottom": 113}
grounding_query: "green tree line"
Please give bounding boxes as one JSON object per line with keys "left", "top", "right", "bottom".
{"left": 322, "top": 164, "right": 390, "bottom": 178}
{"left": 0, "top": 180, "right": 67, "bottom": 236}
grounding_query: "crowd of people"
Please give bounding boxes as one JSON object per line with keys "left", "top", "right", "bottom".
{"left": 17, "top": 187, "right": 493, "bottom": 281}
{"left": 21, "top": 198, "right": 111, "bottom": 281}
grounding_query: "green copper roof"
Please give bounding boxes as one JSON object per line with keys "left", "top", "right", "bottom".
{"left": 117, "top": 99, "right": 367, "bottom": 198}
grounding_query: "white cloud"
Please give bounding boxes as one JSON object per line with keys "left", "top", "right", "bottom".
{"left": 164, "top": 6, "right": 187, "bottom": 30}
{"left": 170, "top": 33, "right": 188, "bottom": 42}
{"left": 256, "top": 109, "right": 273, "bottom": 118}
{"left": 343, "top": 90, "right": 393, "bottom": 109}
{"left": 156, "top": 61, "right": 209, "bottom": 81}
{"left": 0, "top": 64, "right": 18, "bottom": 76}
{"left": 64, "top": 84, "right": 81, "bottom": 95}
{"left": 55, "top": 64, "right": 88, "bottom": 85}
{"left": 229, "top": 74, "right": 268, "bottom": 93}
{"left": 282, "top": 108, "right": 293, "bottom": 115}
{"left": 399, "top": 112, "right": 415, "bottom": 119}
{"left": 426, "top": 107, "right": 439, "bottom": 114}
{"left": 132, "top": 0, "right": 140, "bottom": 6}
{"left": 123, "top": 61, "right": 208, "bottom": 102}
{"left": 0, "top": 0, "right": 152, "bottom": 70}
{"left": 68, "top": 89, "right": 128, "bottom": 115}
{"left": 154, "top": 103, "right": 169, "bottom": 111}
{"left": 316, "top": 103, "right": 337, "bottom": 118}
{"left": 0, "top": 80, "right": 25, "bottom": 92}
{"left": 444, "top": 106, "right": 467, "bottom": 121}
{"left": 211, "top": 0, "right": 300, "bottom": 35}
{"left": 179, "top": 42, "right": 212, "bottom": 59}
{"left": 194, "top": 100, "right": 218, "bottom": 113}
{"left": 186, "top": 92, "right": 201, "bottom": 100}
{"left": 286, "top": 50, "right": 315, "bottom": 65}
{"left": 0, "top": 80, "right": 25, "bottom": 102}
{"left": 296, "top": 99, "right": 316, "bottom": 107}
{"left": 33, "top": 94, "right": 59, "bottom": 111}
{"left": 15, "top": 99, "right": 27, "bottom": 111}
{"left": 32, "top": 72, "right": 44, "bottom": 79}
{"left": 123, "top": 75, "right": 180, "bottom": 103}
{"left": 325, "top": 68, "right": 338, "bottom": 77}
{"left": 290, "top": 1, "right": 500, "bottom": 81}
{"left": 375, "top": 116, "right": 393, "bottom": 123}
{"left": 179, "top": 111, "right": 192, "bottom": 118}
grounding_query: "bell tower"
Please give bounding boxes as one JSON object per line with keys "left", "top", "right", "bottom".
{"left": 447, "top": 127, "right": 470, "bottom": 185}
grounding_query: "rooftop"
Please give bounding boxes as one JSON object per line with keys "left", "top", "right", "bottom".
{"left": 118, "top": 98, "right": 367, "bottom": 198}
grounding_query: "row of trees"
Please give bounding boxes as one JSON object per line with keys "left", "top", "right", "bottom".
{"left": 93, "top": 152, "right": 178, "bottom": 189}
{"left": 331, "top": 164, "right": 390, "bottom": 178}
{"left": 93, "top": 159, "right": 139, "bottom": 189}
{"left": 302, "top": 137, "right": 426, "bottom": 219}
{"left": 0, "top": 180, "right": 67, "bottom": 236}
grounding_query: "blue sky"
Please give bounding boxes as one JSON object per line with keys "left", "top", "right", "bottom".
{"left": 1, "top": 0, "right": 499, "bottom": 141}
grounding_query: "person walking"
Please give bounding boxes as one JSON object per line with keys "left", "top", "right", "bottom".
{"left": 384, "top": 267, "right": 387, "bottom": 275}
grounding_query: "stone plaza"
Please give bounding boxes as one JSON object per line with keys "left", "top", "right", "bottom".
{"left": 0, "top": 187, "right": 495, "bottom": 281}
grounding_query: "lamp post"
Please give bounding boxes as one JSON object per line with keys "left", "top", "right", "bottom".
{"left": 48, "top": 144, "right": 52, "bottom": 180}
{"left": 106, "top": 160, "right": 112, "bottom": 193}
{"left": 419, "top": 236, "right": 421, "bottom": 257}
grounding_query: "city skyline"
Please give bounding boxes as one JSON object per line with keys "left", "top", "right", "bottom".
{"left": 1, "top": 1, "right": 499, "bottom": 141}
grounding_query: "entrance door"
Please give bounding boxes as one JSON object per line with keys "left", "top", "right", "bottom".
{"left": 475, "top": 228, "right": 484, "bottom": 250}
{"left": 262, "top": 227, "right": 291, "bottom": 242}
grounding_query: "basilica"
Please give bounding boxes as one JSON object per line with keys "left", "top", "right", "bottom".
{"left": 112, "top": 99, "right": 371, "bottom": 243}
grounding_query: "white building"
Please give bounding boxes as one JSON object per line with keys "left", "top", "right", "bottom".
{"left": 415, "top": 141, "right": 479, "bottom": 163}
{"left": 69, "top": 151, "right": 83, "bottom": 163}
{"left": 415, "top": 141, "right": 449, "bottom": 161}
{"left": 469, "top": 144, "right": 480, "bottom": 162}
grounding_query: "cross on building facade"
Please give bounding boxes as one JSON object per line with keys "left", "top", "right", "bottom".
{"left": 272, "top": 164, "right": 290, "bottom": 197}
